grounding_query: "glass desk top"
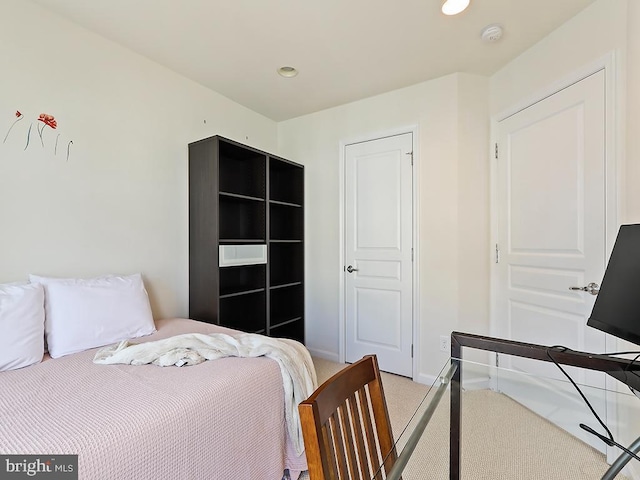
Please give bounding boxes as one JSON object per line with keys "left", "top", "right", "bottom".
{"left": 373, "top": 355, "right": 640, "bottom": 480}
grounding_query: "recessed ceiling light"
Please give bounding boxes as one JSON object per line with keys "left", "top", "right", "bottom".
{"left": 277, "top": 66, "right": 298, "bottom": 78}
{"left": 441, "top": 0, "right": 470, "bottom": 15}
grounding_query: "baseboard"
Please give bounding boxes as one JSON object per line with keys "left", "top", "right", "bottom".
{"left": 308, "top": 348, "right": 340, "bottom": 363}
{"left": 415, "top": 372, "right": 491, "bottom": 390}
{"left": 463, "top": 375, "right": 491, "bottom": 390}
{"left": 415, "top": 372, "right": 438, "bottom": 386}
{"left": 623, "top": 460, "right": 639, "bottom": 480}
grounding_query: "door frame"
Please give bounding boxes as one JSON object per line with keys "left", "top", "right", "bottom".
{"left": 338, "top": 125, "right": 420, "bottom": 381}
{"left": 489, "top": 51, "right": 622, "bottom": 461}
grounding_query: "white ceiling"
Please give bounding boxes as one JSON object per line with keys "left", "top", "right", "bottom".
{"left": 31, "top": 0, "right": 596, "bottom": 121}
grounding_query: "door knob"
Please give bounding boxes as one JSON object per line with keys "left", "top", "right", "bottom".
{"left": 346, "top": 265, "right": 359, "bottom": 273}
{"left": 569, "top": 282, "right": 599, "bottom": 295}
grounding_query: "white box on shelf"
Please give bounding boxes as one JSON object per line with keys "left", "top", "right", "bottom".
{"left": 219, "top": 244, "right": 267, "bottom": 267}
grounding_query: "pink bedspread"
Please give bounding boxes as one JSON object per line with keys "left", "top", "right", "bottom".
{"left": 0, "top": 318, "right": 308, "bottom": 479}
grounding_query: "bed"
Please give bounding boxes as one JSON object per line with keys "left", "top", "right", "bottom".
{"left": 0, "top": 317, "right": 310, "bottom": 479}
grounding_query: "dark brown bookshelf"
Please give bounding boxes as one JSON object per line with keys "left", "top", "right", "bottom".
{"left": 270, "top": 157, "right": 303, "bottom": 205}
{"left": 270, "top": 284, "right": 303, "bottom": 327}
{"left": 219, "top": 264, "right": 266, "bottom": 297}
{"left": 270, "top": 242, "right": 304, "bottom": 287}
{"left": 270, "top": 203, "right": 303, "bottom": 241}
{"left": 219, "top": 196, "right": 266, "bottom": 241}
{"left": 189, "top": 135, "right": 304, "bottom": 343}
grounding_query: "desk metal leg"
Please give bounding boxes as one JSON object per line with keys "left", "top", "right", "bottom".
{"left": 450, "top": 338, "right": 462, "bottom": 480}
{"left": 601, "top": 436, "right": 640, "bottom": 480}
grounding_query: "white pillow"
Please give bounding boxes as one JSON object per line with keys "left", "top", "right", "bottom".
{"left": 0, "top": 283, "right": 45, "bottom": 371}
{"left": 29, "top": 273, "right": 156, "bottom": 359}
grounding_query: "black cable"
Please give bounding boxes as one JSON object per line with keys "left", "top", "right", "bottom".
{"left": 579, "top": 424, "right": 640, "bottom": 462}
{"left": 594, "top": 350, "right": 640, "bottom": 394}
{"left": 599, "top": 350, "right": 640, "bottom": 393}
{"left": 623, "top": 353, "right": 640, "bottom": 395}
{"left": 546, "top": 346, "right": 614, "bottom": 442}
{"left": 547, "top": 346, "right": 640, "bottom": 464}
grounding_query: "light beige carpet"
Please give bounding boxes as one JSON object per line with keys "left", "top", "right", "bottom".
{"left": 297, "top": 357, "right": 628, "bottom": 480}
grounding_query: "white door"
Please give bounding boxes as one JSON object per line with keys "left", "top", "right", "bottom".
{"left": 344, "top": 133, "right": 413, "bottom": 377}
{"left": 495, "top": 70, "right": 608, "bottom": 450}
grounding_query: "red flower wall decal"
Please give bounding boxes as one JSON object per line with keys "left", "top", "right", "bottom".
{"left": 38, "top": 113, "right": 57, "bottom": 129}
{"left": 3, "top": 111, "right": 24, "bottom": 144}
{"left": 4, "top": 110, "right": 73, "bottom": 160}
{"left": 36, "top": 113, "right": 57, "bottom": 148}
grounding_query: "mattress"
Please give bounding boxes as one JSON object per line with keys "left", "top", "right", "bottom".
{"left": 0, "top": 318, "right": 308, "bottom": 479}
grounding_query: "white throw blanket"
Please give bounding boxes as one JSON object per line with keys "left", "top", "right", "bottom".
{"left": 93, "top": 332, "right": 317, "bottom": 456}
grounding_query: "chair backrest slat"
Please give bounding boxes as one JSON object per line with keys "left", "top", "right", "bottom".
{"left": 339, "top": 399, "right": 361, "bottom": 480}
{"left": 357, "top": 386, "right": 381, "bottom": 474}
{"left": 330, "top": 411, "right": 349, "bottom": 478}
{"left": 320, "top": 423, "right": 338, "bottom": 480}
{"left": 299, "top": 355, "right": 400, "bottom": 480}
{"left": 346, "top": 392, "right": 370, "bottom": 479}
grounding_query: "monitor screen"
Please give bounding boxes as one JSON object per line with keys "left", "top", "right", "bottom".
{"left": 588, "top": 224, "right": 640, "bottom": 346}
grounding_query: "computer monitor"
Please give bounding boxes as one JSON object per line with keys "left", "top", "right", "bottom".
{"left": 588, "top": 224, "right": 640, "bottom": 346}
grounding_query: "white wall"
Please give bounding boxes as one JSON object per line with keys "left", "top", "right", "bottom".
{"left": 278, "top": 73, "right": 490, "bottom": 381}
{"left": 457, "top": 74, "right": 491, "bottom": 348}
{"left": 0, "top": 0, "right": 277, "bottom": 319}
{"left": 623, "top": 3, "right": 640, "bottom": 477}
{"left": 627, "top": 0, "right": 640, "bottom": 224}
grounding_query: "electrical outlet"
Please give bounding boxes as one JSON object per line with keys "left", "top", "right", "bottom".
{"left": 439, "top": 335, "right": 450, "bottom": 353}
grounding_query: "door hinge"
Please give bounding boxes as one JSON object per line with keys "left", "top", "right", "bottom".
{"left": 406, "top": 151, "right": 413, "bottom": 165}
{"left": 411, "top": 248, "right": 414, "bottom": 262}
{"left": 495, "top": 143, "right": 499, "bottom": 159}
{"left": 495, "top": 243, "right": 500, "bottom": 264}
{"left": 411, "top": 344, "right": 414, "bottom": 358}
{"left": 495, "top": 353, "right": 499, "bottom": 367}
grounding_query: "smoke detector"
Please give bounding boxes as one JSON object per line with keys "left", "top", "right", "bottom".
{"left": 481, "top": 24, "right": 503, "bottom": 43}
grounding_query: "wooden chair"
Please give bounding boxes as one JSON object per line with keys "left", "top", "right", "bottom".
{"left": 298, "top": 355, "right": 399, "bottom": 480}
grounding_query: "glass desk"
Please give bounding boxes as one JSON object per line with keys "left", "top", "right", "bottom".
{"left": 373, "top": 335, "right": 640, "bottom": 480}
